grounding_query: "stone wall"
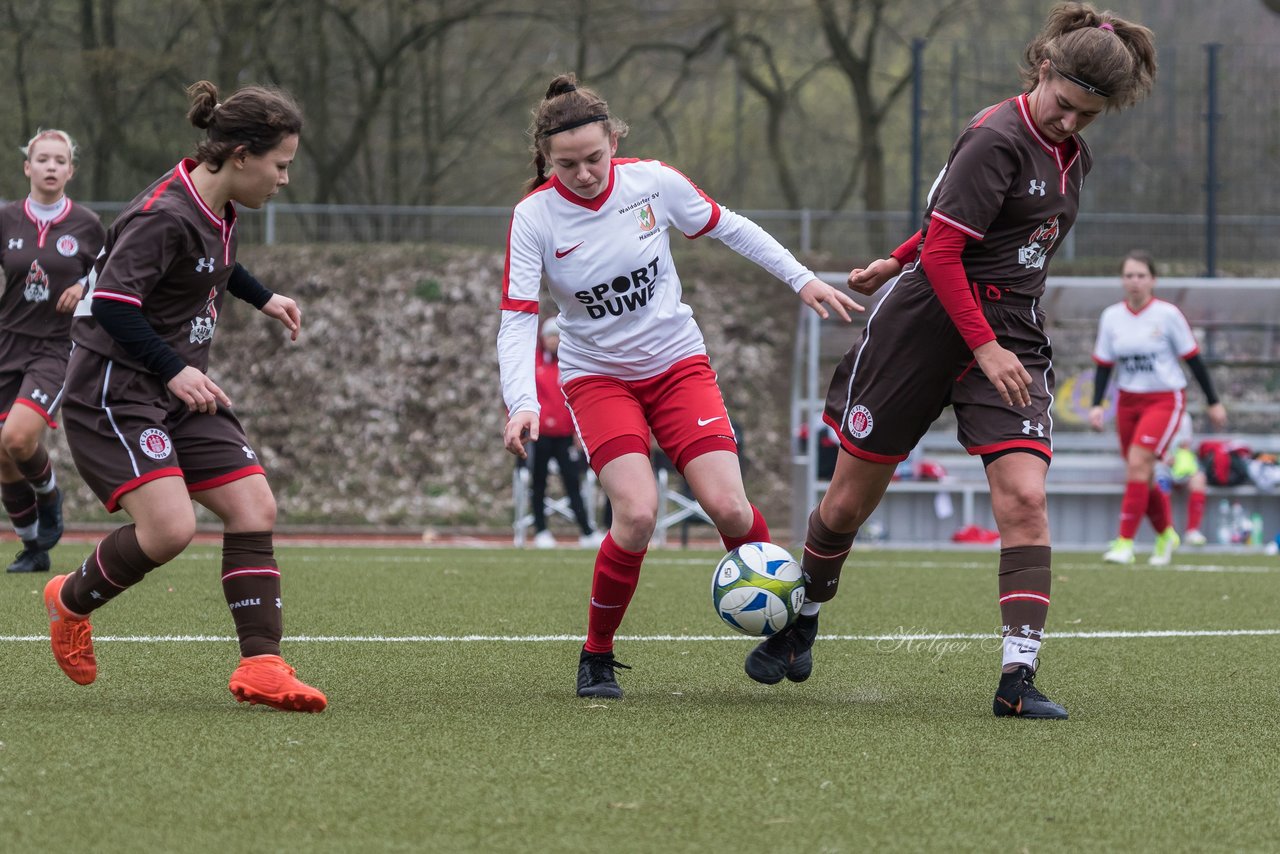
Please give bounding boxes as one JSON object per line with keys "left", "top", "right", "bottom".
{"left": 50, "top": 244, "right": 801, "bottom": 532}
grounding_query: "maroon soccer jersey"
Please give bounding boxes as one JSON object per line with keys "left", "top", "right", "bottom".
{"left": 72, "top": 159, "right": 237, "bottom": 373}
{"left": 0, "top": 199, "right": 105, "bottom": 339}
{"left": 915, "top": 93, "right": 1092, "bottom": 298}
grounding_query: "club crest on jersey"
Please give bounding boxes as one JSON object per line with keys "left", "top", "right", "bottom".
{"left": 23, "top": 261, "right": 50, "bottom": 303}
{"left": 1017, "top": 214, "right": 1060, "bottom": 271}
{"left": 635, "top": 203, "right": 655, "bottom": 233}
{"left": 139, "top": 428, "right": 173, "bottom": 460}
{"left": 190, "top": 285, "right": 219, "bottom": 344}
{"left": 847, "top": 405, "right": 873, "bottom": 439}
{"left": 56, "top": 234, "right": 79, "bottom": 257}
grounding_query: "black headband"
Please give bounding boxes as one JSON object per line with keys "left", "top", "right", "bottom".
{"left": 541, "top": 114, "right": 609, "bottom": 137}
{"left": 1050, "top": 62, "right": 1111, "bottom": 98}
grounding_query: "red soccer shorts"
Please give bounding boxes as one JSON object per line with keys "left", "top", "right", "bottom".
{"left": 1115, "top": 389, "right": 1184, "bottom": 458}
{"left": 563, "top": 355, "right": 738, "bottom": 474}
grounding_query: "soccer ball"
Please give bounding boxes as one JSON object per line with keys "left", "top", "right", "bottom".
{"left": 711, "top": 542, "right": 805, "bottom": 636}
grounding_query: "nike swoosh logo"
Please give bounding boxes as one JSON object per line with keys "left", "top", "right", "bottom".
{"left": 996, "top": 696, "right": 1022, "bottom": 714}
{"left": 590, "top": 598, "right": 623, "bottom": 609}
{"left": 1140, "top": 436, "right": 1158, "bottom": 443}
{"left": 696, "top": 416, "right": 724, "bottom": 427}
{"left": 555, "top": 242, "right": 584, "bottom": 259}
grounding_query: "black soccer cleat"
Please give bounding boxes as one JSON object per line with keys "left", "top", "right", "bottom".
{"left": 745, "top": 613, "right": 818, "bottom": 685}
{"left": 993, "top": 665, "right": 1068, "bottom": 719}
{"left": 576, "top": 648, "right": 631, "bottom": 699}
{"left": 34, "top": 487, "right": 64, "bottom": 552}
{"left": 7, "top": 541, "right": 51, "bottom": 574}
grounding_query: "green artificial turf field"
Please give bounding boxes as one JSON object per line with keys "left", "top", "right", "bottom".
{"left": 2, "top": 545, "right": 1278, "bottom": 853}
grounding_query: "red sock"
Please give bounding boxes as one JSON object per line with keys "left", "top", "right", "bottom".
{"left": 1187, "top": 490, "right": 1206, "bottom": 531}
{"left": 1118, "top": 480, "right": 1148, "bottom": 539}
{"left": 1146, "top": 487, "right": 1172, "bottom": 533}
{"left": 720, "top": 504, "right": 770, "bottom": 552}
{"left": 584, "top": 533, "right": 646, "bottom": 654}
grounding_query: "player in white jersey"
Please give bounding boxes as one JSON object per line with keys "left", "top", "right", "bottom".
{"left": 1088, "top": 251, "right": 1226, "bottom": 565}
{"left": 498, "top": 73, "right": 861, "bottom": 699}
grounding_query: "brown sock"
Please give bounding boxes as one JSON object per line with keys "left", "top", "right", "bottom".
{"left": 15, "top": 444, "right": 55, "bottom": 495}
{"left": 800, "top": 507, "right": 857, "bottom": 603}
{"left": 222, "top": 531, "right": 283, "bottom": 658}
{"left": 61, "top": 525, "right": 162, "bottom": 615}
{"left": 997, "top": 545, "right": 1052, "bottom": 672}
{"left": 1, "top": 479, "right": 37, "bottom": 535}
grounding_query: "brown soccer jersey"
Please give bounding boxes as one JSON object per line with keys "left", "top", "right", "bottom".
{"left": 0, "top": 199, "right": 105, "bottom": 339}
{"left": 915, "top": 93, "right": 1091, "bottom": 298}
{"left": 71, "top": 159, "right": 238, "bottom": 374}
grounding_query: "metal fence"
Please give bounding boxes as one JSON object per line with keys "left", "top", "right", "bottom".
{"left": 78, "top": 201, "right": 1280, "bottom": 272}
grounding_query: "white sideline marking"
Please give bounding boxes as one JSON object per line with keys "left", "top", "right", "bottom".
{"left": 3, "top": 628, "right": 1279, "bottom": 644}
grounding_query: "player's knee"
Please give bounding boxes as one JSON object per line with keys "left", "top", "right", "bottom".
{"left": 700, "top": 493, "right": 751, "bottom": 532}
{"left": 819, "top": 488, "right": 874, "bottom": 532}
{"left": 137, "top": 514, "right": 197, "bottom": 563}
{"left": 612, "top": 501, "right": 657, "bottom": 541}
{"left": 0, "top": 425, "right": 37, "bottom": 461}
{"left": 995, "top": 484, "right": 1047, "bottom": 530}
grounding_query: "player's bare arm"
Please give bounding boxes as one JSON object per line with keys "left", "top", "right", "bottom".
{"left": 167, "top": 365, "right": 232, "bottom": 414}
{"left": 503, "top": 410, "right": 539, "bottom": 459}
{"left": 262, "top": 293, "right": 301, "bottom": 341}
{"left": 972, "top": 340, "right": 1033, "bottom": 408}
{"left": 798, "top": 279, "right": 863, "bottom": 323}
{"left": 846, "top": 257, "right": 902, "bottom": 296}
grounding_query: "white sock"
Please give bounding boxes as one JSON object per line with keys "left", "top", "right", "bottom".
{"left": 799, "top": 601, "right": 821, "bottom": 617}
{"left": 1001, "top": 633, "right": 1041, "bottom": 671}
{"left": 34, "top": 471, "right": 57, "bottom": 495}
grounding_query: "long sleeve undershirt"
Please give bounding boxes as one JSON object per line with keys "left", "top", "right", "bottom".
{"left": 919, "top": 219, "right": 996, "bottom": 350}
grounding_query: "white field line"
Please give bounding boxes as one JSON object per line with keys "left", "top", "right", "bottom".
{"left": 157, "top": 552, "right": 1278, "bottom": 574}
{"left": 2, "top": 629, "right": 1279, "bottom": 644}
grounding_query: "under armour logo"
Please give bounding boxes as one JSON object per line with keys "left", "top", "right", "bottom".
{"left": 242, "top": 445, "right": 257, "bottom": 459}
{"left": 1021, "top": 420, "right": 1045, "bottom": 437}
{"left": 7, "top": 238, "right": 21, "bottom": 249}
{"left": 275, "top": 597, "right": 282, "bottom": 609}
{"left": 1028, "top": 179, "right": 1046, "bottom": 196}
{"left": 90, "top": 590, "right": 104, "bottom": 600}
{"left": 195, "top": 257, "right": 216, "bottom": 273}
{"left": 30, "top": 389, "right": 49, "bottom": 405}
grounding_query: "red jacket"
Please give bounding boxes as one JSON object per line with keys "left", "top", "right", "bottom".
{"left": 535, "top": 350, "right": 574, "bottom": 437}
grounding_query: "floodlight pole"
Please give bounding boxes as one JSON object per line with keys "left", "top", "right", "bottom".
{"left": 1204, "top": 43, "right": 1220, "bottom": 278}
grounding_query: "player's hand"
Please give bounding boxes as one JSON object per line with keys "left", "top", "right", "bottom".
{"left": 262, "top": 294, "right": 301, "bottom": 341}
{"left": 1088, "top": 405, "right": 1106, "bottom": 431}
{"left": 56, "top": 283, "right": 84, "bottom": 314}
{"left": 846, "top": 257, "right": 902, "bottom": 296}
{"left": 167, "top": 366, "right": 232, "bottom": 414}
{"left": 973, "top": 340, "right": 1033, "bottom": 408}
{"left": 798, "top": 279, "right": 863, "bottom": 322}
{"left": 1207, "top": 402, "right": 1228, "bottom": 431}
{"left": 504, "top": 410, "right": 539, "bottom": 459}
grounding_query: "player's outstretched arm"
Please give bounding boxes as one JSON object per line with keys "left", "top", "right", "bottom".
{"left": 797, "top": 279, "right": 863, "bottom": 322}
{"left": 261, "top": 293, "right": 301, "bottom": 341}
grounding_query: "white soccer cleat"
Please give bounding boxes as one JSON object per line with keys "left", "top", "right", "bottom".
{"left": 532, "top": 529, "right": 557, "bottom": 549}
{"left": 578, "top": 531, "right": 605, "bottom": 549}
{"left": 1149, "top": 528, "right": 1181, "bottom": 566}
{"left": 1184, "top": 529, "right": 1208, "bottom": 547}
{"left": 1102, "top": 538, "right": 1135, "bottom": 564}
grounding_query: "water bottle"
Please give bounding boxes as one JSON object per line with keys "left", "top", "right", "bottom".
{"left": 1216, "top": 499, "right": 1232, "bottom": 545}
{"left": 1231, "top": 502, "right": 1247, "bottom": 544}
{"left": 1250, "top": 514, "right": 1265, "bottom": 547}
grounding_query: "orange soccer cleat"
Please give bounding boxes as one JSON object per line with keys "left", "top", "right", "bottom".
{"left": 228, "top": 654, "right": 327, "bottom": 712}
{"left": 43, "top": 574, "right": 96, "bottom": 685}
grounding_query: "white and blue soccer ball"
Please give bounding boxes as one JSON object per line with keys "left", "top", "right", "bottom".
{"left": 712, "top": 542, "right": 805, "bottom": 636}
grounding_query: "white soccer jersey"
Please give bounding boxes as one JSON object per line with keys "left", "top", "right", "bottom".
{"left": 1092, "top": 298, "right": 1198, "bottom": 392}
{"left": 498, "top": 158, "right": 814, "bottom": 416}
